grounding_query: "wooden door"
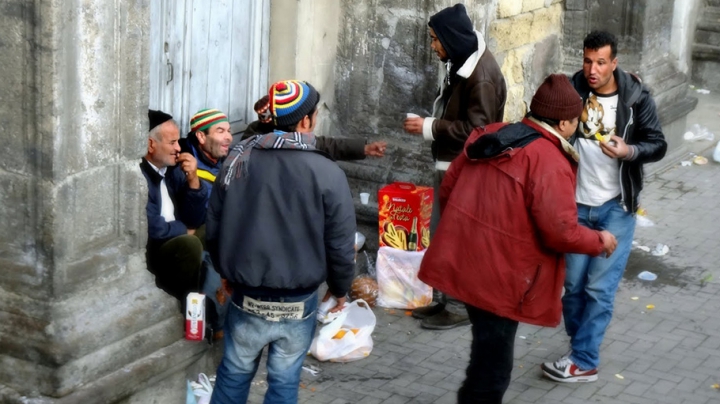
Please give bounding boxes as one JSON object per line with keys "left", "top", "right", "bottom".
{"left": 149, "top": 0, "right": 269, "bottom": 134}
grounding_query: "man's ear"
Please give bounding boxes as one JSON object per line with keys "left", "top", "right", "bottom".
{"left": 297, "top": 115, "right": 311, "bottom": 131}
{"left": 195, "top": 130, "right": 206, "bottom": 145}
{"left": 147, "top": 138, "right": 155, "bottom": 154}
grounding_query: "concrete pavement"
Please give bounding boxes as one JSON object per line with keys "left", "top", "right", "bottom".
{"left": 234, "top": 91, "right": 720, "bottom": 404}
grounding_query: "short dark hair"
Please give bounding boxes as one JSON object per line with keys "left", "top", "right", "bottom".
{"left": 583, "top": 30, "right": 617, "bottom": 59}
{"left": 528, "top": 111, "right": 560, "bottom": 128}
{"left": 275, "top": 97, "right": 321, "bottom": 133}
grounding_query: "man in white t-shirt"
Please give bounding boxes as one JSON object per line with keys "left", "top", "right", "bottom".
{"left": 542, "top": 31, "right": 667, "bottom": 383}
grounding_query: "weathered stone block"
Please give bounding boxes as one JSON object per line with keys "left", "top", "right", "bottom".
{"left": 564, "top": 0, "right": 588, "bottom": 11}
{"left": 490, "top": 4, "right": 562, "bottom": 52}
{"left": 504, "top": 84, "right": 527, "bottom": 122}
{"left": 0, "top": 1, "right": 34, "bottom": 177}
{"left": 524, "top": 34, "right": 562, "bottom": 104}
{"left": 500, "top": 46, "right": 531, "bottom": 86}
{"left": 497, "top": 0, "right": 523, "bottom": 18}
{"left": 523, "top": 0, "right": 546, "bottom": 13}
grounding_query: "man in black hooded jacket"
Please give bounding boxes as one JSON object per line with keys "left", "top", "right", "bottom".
{"left": 403, "top": 3, "right": 507, "bottom": 330}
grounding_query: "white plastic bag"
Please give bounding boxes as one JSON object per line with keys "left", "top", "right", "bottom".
{"left": 714, "top": 141, "right": 720, "bottom": 163}
{"left": 376, "top": 247, "right": 432, "bottom": 309}
{"left": 189, "top": 373, "right": 213, "bottom": 404}
{"left": 310, "top": 299, "right": 376, "bottom": 362}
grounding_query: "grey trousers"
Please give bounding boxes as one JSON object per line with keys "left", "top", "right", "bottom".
{"left": 431, "top": 169, "right": 466, "bottom": 315}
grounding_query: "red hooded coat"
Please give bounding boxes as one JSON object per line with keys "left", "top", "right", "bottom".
{"left": 418, "top": 118, "right": 604, "bottom": 327}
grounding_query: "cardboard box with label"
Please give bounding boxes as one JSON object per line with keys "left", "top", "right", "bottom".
{"left": 378, "top": 182, "right": 433, "bottom": 251}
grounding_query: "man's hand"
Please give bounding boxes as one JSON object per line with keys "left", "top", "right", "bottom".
{"left": 403, "top": 117, "right": 424, "bottom": 135}
{"left": 365, "top": 141, "right": 387, "bottom": 157}
{"left": 221, "top": 279, "right": 233, "bottom": 301}
{"left": 177, "top": 153, "right": 200, "bottom": 189}
{"left": 322, "top": 290, "right": 347, "bottom": 313}
{"left": 599, "top": 135, "right": 630, "bottom": 159}
{"left": 599, "top": 230, "right": 618, "bottom": 257}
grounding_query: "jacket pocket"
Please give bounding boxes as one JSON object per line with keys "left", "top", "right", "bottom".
{"left": 518, "top": 264, "right": 542, "bottom": 310}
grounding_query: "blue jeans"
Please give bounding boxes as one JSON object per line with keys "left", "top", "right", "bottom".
{"left": 210, "top": 290, "right": 318, "bottom": 404}
{"left": 563, "top": 198, "right": 635, "bottom": 370}
{"left": 200, "top": 252, "right": 228, "bottom": 331}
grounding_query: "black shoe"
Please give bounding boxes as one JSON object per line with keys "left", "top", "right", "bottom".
{"left": 412, "top": 303, "right": 446, "bottom": 320}
{"left": 420, "top": 309, "right": 470, "bottom": 330}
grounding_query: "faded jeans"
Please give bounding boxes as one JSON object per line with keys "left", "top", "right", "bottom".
{"left": 563, "top": 198, "right": 636, "bottom": 370}
{"left": 210, "top": 290, "right": 318, "bottom": 404}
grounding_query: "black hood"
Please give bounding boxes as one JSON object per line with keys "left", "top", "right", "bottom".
{"left": 466, "top": 123, "right": 541, "bottom": 159}
{"left": 428, "top": 4, "right": 478, "bottom": 65}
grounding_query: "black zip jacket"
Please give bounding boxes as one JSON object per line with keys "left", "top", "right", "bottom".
{"left": 570, "top": 68, "right": 667, "bottom": 213}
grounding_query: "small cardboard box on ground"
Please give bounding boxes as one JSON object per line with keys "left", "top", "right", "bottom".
{"left": 378, "top": 182, "right": 433, "bottom": 251}
{"left": 185, "top": 292, "right": 206, "bottom": 341}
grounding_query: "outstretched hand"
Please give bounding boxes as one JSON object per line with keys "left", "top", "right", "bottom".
{"left": 403, "top": 117, "right": 424, "bottom": 135}
{"left": 365, "top": 141, "right": 388, "bottom": 157}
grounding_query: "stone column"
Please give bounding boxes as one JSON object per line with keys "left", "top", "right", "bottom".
{"left": 562, "top": 0, "right": 698, "bottom": 171}
{"left": 0, "top": 1, "right": 214, "bottom": 402}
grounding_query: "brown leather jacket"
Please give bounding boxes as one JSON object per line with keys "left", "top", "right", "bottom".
{"left": 424, "top": 33, "right": 507, "bottom": 165}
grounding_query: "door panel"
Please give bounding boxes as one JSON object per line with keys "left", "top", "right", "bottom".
{"left": 149, "top": 0, "right": 269, "bottom": 134}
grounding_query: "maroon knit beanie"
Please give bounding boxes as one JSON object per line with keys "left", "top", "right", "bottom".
{"left": 530, "top": 74, "right": 583, "bottom": 121}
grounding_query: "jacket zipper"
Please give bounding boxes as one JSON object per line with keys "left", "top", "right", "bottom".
{"left": 618, "top": 107, "right": 634, "bottom": 212}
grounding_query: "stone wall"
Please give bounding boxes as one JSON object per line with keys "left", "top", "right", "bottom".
{"left": 490, "top": 0, "right": 565, "bottom": 121}
{"left": 266, "top": 0, "right": 570, "bottom": 249}
{"left": 0, "top": 1, "right": 214, "bottom": 402}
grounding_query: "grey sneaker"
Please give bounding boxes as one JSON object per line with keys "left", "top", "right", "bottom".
{"left": 411, "top": 303, "right": 446, "bottom": 320}
{"left": 420, "top": 309, "right": 470, "bottom": 330}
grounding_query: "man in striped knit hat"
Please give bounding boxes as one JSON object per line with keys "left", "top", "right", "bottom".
{"left": 178, "top": 109, "right": 233, "bottom": 338}
{"left": 208, "top": 80, "right": 355, "bottom": 404}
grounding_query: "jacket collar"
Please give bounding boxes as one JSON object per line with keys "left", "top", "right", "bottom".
{"left": 456, "top": 31, "right": 486, "bottom": 79}
{"left": 572, "top": 67, "right": 643, "bottom": 106}
{"left": 140, "top": 157, "right": 164, "bottom": 185}
{"left": 525, "top": 117, "right": 580, "bottom": 162}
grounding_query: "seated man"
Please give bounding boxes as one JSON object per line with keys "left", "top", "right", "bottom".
{"left": 140, "top": 110, "right": 207, "bottom": 311}
{"left": 242, "top": 95, "right": 388, "bottom": 160}
{"left": 179, "top": 109, "right": 234, "bottom": 332}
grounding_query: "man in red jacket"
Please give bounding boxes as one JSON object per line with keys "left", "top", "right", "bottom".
{"left": 418, "top": 74, "right": 618, "bottom": 403}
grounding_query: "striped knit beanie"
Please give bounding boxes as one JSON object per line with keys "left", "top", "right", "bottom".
{"left": 268, "top": 80, "right": 320, "bottom": 127}
{"left": 190, "top": 109, "right": 229, "bottom": 133}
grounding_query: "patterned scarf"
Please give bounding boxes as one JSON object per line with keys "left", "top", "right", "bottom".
{"left": 221, "top": 130, "right": 317, "bottom": 188}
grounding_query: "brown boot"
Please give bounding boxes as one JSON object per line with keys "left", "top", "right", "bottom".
{"left": 420, "top": 309, "right": 470, "bottom": 330}
{"left": 411, "top": 303, "right": 446, "bottom": 320}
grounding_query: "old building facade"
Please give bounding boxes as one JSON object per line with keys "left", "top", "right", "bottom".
{"left": 0, "top": 0, "right": 703, "bottom": 402}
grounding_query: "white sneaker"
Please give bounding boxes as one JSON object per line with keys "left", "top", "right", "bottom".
{"left": 541, "top": 355, "right": 598, "bottom": 383}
